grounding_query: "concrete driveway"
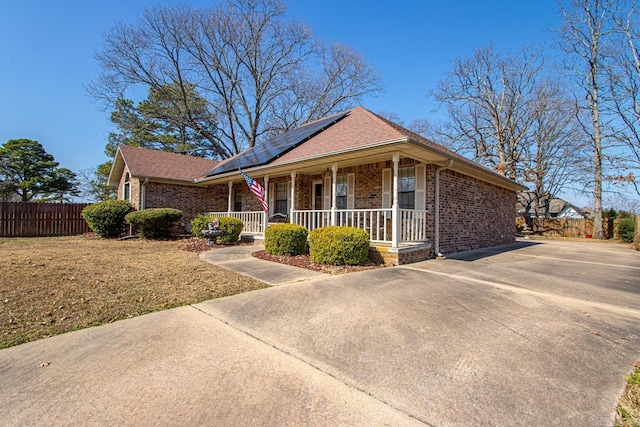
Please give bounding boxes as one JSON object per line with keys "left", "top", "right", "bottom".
{"left": 1, "top": 239, "right": 639, "bottom": 426}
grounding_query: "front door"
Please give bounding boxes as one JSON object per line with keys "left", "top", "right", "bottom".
{"left": 313, "top": 181, "right": 323, "bottom": 210}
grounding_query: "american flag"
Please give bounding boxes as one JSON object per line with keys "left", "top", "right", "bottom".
{"left": 240, "top": 170, "right": 268, "bottom": 212}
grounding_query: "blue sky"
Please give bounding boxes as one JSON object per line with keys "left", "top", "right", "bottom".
{"left": 1, "top": 0, "right": 564, "bottom": 197}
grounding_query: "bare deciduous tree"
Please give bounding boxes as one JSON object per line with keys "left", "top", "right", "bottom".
{"left": 555, "top": 0, "right": 619, "bottom": 239}
{"left": 89, "top": 0, "right": 382, "bottom": 158}
{"left": 522, "top": 80, "right": 588, "bottom": 223}
{"left": 429, "top": 43, "right": 587, "bottom": 225}
{"left": 430, "top": 43, "right": 545, "bottom": 180}
{"left": 609, "top": 0, "right": 640, "bottom": 195}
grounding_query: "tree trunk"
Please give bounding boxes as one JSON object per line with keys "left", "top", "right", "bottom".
{"left": 591, "top": 73, "right": 604, "bottom": 239}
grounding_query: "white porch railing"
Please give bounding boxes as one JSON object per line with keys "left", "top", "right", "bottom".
{"left": 293, "top": 208, "right": 393, "bottom": 243}
{"left": 334, "top": 209, "right": 393, "bottom": 243}
{"left": 206, "top": 209, "right": 429, "bottom": 244}
{"left": 291, "top": 210, "right": 332, "bottom": 231}
{"left": 206, "top": 211, "right": 265, "bottom": 234}
{"left": 399, "top": 209, "right": 429, "bottom": 242}
{"left": 292, "top": 208, "right": 429, "bottom": 244}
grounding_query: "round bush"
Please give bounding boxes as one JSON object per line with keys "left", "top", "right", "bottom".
{"left": 216, "top": 217, "right": 243, "bottom": 244}
{"left": 190, "top": 214, "right": 215, "bottom": 238}
{"left": 308, "top": 226, "right": 370, "bottom": 266}
{"left": 125, "top": 208, "right": 183, "bottom": 239}
{"left": 82, "top": 200, "right": 134, "bottom": 238}
{"left": 618, "top": 218, "right": 637, "bottom": 243}
{"left": 264, "top": 224, "right": 308, "bottom": 256}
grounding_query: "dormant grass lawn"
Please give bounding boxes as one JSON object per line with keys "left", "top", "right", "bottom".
{"left": 0, "top": 235, "right": 267, "bottom": 349}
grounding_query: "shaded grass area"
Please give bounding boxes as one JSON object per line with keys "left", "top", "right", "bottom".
{"left": 0, "top": 236, "right": 267, "bottom": 349}
{"left": 617, "top": 366, "right": 640, "bottom": 427}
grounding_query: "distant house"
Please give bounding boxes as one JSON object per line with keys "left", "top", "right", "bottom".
{"left": 109, "top": 107, "right": 526, "bottom": 263}
{"left": 516, "top": 192, "right": 589, "bottom": 219}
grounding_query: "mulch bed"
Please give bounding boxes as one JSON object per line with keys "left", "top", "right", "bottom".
{"left": 181, "top": 237, "right": 254, "bottom": 253}
{"left": 252, "top": 250, "right": 384, "bottom": 275}
{"left": 183, "top": 237, "right": 385, "bottom": 275}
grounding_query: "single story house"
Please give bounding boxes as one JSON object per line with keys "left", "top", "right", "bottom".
{"left": 109, "top": 107, "right": 525, "bottom": 264}
{"left": 516, "top": 192, "right": 589, "bottom": 219}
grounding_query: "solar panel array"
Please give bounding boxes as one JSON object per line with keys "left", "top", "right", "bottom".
{"left": 204, "top": 111, "right": 348, "bottom": 176}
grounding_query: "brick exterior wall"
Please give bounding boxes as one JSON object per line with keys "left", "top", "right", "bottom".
{"left": 144, "top": 182, "right": 227, "bottom": 222}
{"left": 438, "top": 169, "right": 516, "bottom": 254}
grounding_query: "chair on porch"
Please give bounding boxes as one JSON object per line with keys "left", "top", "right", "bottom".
{"left": 268, "top": 213, "right": 288, "bottom": 223}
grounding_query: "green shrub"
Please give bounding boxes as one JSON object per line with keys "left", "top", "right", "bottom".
{"left": 190, "top": 214, "right": 215, "bottom": 238}
{"left": 308, "top": 226, "right": 370, "bottom": 266}
{"left": 618, "top": 218, "right": 637, "bottom": 243}
{"left": 125, "top": 208, "right": 183, "bottom": 239}
{"left": 189, "top": 215, "right": 243, "bottom": 243}
{"left": 264, "top": 224, "right": 308, "bottom": 256}
{"left": 82, "top": 200, "right": 134, "bottom": 238}
{"left": 216, "top": 216, "right": 243, "bottom": 244}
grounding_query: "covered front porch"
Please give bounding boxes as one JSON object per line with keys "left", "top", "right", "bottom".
{"left": 203, "top": 151, "right": 439, "bottom": 263}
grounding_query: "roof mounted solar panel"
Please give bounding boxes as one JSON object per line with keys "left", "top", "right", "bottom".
{"left": 204, "top": 111, "right": 348, "bottom": 176}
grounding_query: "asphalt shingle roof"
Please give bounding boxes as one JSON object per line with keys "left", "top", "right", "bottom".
{"left": 118, "top": 145, "right": 219, "bottom": 182}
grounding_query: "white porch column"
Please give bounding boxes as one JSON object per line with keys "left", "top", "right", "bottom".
{"left": 331, "top": 163, "right": 338, "bottom": 226}
{"left": 392, "top": 152, "right": 400, "bottom": 249}
{"left": 263, "top": 175, "right": 269, "bottom": 232}
{"left": 227, "top": 181, "right": 233, "bottom": 213}
{"left": 290, "top": 171, "right": 296, "bottom": 224}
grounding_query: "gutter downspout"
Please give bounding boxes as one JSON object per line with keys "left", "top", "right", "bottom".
{"left": 141, "top": 177, "right": 149, "bottom": 210}
{"left": 434, "top": 160, "right": 453, "bottom": 257}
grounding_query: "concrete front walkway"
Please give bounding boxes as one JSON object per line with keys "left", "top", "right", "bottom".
{"left": 1, "top": 239, "right": 639, "bottom": 426}
{"left": 199, "top": 243, "right": 327, "bottom": 285}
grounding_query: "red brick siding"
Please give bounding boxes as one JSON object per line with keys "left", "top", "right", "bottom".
{"left": 438, "top": 169, "right": 516, "bottom": 254}
{"left": 144, "top": 182, "right": 227, "bottom": 222}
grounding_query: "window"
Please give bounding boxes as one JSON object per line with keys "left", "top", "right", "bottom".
{"left": 275, "top": 181, "right": 288, "bottom": 214}
{"left": 335, "top": 174, "right": 347, "bottom": 209}
{"left": 123, "top": 173, "right": 130, "bottom": 201}
{"left": 398, "top": 166, "right": 415, "bottom": 209}
{"left": 233, "top": 187, "right": 242, "bottom": 211}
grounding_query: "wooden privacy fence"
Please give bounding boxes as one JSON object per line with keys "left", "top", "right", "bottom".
{"left": 515, "top": 216, "right": 639, "bottom": 238}
{"left": 0, "top": 202, "right": 91, "bottom": 237}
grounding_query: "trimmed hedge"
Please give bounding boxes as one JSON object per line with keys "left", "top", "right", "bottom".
{"left": 264, "top": 224, "right": 308, "bottom": 256}
{"left": 125, "top": 208, "right": 183, "bottom": 239}
{"left": 190, "top": 214, "right": 215, "bottom": 238}
{"left": 216, "top": 217, "right": 243, "bottom": 244}
{"left": 82, "top": 200, "right": 134, "bottom": 238}
{"left": 618, "top": 218, "right": 637, "bottom": 243}
{"left": 308, "top": 226, "right": 370, "bottom": 266}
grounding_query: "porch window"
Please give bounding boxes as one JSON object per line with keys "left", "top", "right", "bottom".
{"left": 398, "top": 166, "right": 415, "bottom": 209}
{"left": 336, "top": 174, "right": 348, "bottom": 209}
{"left": 233, "top": 187, "right": 242, "bottom": 211}
{"left": 275, "top": 181, "right": 288, "bottom": 214}
{"left": 123, "top": 173, "right": 130, "bottom": 201}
